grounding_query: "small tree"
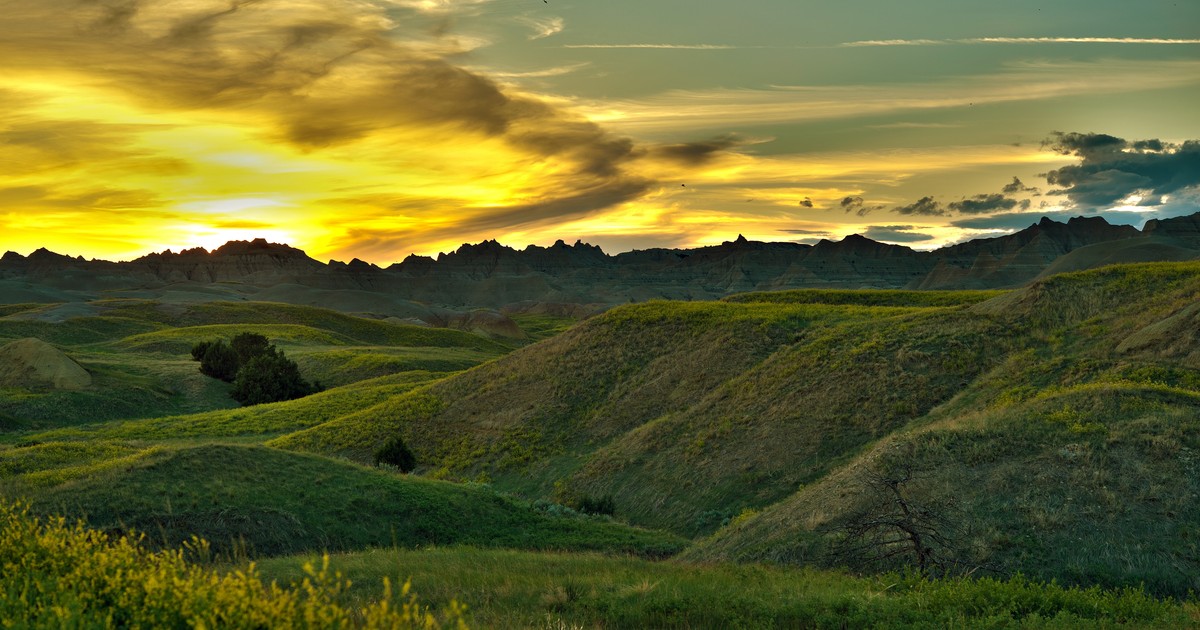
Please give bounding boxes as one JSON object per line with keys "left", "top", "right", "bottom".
{"left": 229, "top": 349, "right": 316, "bottom": 406}
{"left": 198, "top": 340, "right": 239, "bottom": 382}
{"left": 830, "top": 452, "right": 975, "bottom": 577}
{"left": 190, "top": 340, "right": 213, "bottom": 362}
{"left": 374, "top": 436, "right": 416, "bottom": 473}
{"left": 230, "top": 332, "right": 271, "bottom": 365}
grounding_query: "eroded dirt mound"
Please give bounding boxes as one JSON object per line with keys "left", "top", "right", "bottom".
{"left": 0, "top": 337, "right": 92, "bottom": 389}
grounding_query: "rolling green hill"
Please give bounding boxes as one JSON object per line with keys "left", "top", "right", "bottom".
{"left": 0, "top": 300, "right": 514, "bottom": 428}
{"left": 269, "top": 263, "right": 1200, "bottom": 593}
{"left": 0, "top": 442, "right": 683, "bottom": 559}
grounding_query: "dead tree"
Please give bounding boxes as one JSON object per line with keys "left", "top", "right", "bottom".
{"left": 831, "top": 462, "right": 969, "bottom": 577}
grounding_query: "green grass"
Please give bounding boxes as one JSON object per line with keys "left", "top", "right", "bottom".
{"left": 0, "top": 352, "right": 237, "bottom": 430}
{"left": 1, "top": 443, "right": 685, "bottom": 559}
{"left": 258, "top": 547, "right": 1198, "bottom": 629}
{"left": 725, "top": 288, "right": 1008, "bottom": 307}
{"left": 24, "top": 372, "right": 448, "bottom": 442}
{"left": 116, "top": 323, "right": 356, "bottom": 354}
{"left": 0, "top": 315, "right": 164, "bottom": 346}
{"left": 291, "top": 347, "right": 498, "bottom": 388}
{"left": 0, "top": 500, "right": 463, "bottom": 628}
{"left": 507, "top": 313, "right": 582, "bottom": 341}
{"left": 0, "top": 300, "right": 513, "bottom": 429}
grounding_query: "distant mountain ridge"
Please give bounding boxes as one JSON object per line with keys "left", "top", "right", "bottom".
{"left": 3, "top": 211, "right": 1199, "bottom": 308}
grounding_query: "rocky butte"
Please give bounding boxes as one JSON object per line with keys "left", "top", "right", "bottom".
{"left": 2, "top": 212, "right": 1199, "bottom": 312}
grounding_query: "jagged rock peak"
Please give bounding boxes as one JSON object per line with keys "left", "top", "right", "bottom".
{"left": 212, "top": 238, "right": 310, "bottom": 258}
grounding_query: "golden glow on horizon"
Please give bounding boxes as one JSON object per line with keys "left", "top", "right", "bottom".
{"left": 0, "top": 1, "right": 1187, "bottom": 264}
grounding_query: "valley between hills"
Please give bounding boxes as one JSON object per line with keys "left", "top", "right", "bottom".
{"left": 3, "top": 216, "right": 1200, "bottom": 627}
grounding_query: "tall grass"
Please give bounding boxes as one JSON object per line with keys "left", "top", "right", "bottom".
{"left": 258, "top": 546, "right": 1198, "bottom": 629}
{"left": 0, "top": 500, "right": 465, "bottom": 628}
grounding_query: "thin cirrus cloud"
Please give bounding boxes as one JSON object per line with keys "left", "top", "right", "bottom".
{"left": 577, "top": 59, "right": 1200, "bottom": 134}
{"left": 562, "top": 43, "right": 741, "bottom": 49}
{"left": 516, "top": 15, "right": 564, "bottom": 40}
{"left": 841, "top": 37, "right": 1200, "bottom": 47}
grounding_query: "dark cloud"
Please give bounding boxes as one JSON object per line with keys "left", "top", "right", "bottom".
{"left": 947, "top": 193, "right": 1019, "bottom": 214}
{"left": 893, "top": 196, "right": 944, "bottom": 216}
{"left": 0, "top": 184, "right": 160, "bottom": 210}
{"left": 0, "top": 0, "right": 672, "bottom": 232}
{"left": 779, "top": 228, "right": 827, "bottom": 235}
{"left": 651, "top": 134, "right": 744, "bottom": 166}
{"left": 862, "top": 225, "right": 934, "bottom": 242}
{"left": 840, "top": 196, "right": 883, "bottom": 216}
{"left": 1001, "top": 176, "right": 1040, "bottom": 194}
{"left": 1043, "top": 131, "right": 1125, "bottom": 158}
{"left": 1042, "top": 131, "right": 1200, "bottom": 209}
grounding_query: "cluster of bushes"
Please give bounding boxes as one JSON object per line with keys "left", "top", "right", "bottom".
{"left": 374, "top": 436, "right": 417, "bottom": 473}
{"left": 191, "top": 333, "right": 321, "bottom": 406}
{"left": 0, "top": 501, "right": 464, "bottom": 628}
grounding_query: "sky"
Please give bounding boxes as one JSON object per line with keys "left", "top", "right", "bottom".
{"left": 0, "top": 0, "right": 1197, "bottom": 263}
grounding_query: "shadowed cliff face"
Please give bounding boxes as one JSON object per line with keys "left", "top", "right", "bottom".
{"left": 2, "top": 213, "right": 1199, "bottom": 308}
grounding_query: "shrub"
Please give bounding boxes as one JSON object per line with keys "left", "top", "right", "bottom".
{"left": 230, "top": 349, "right": 318, "bottom": 406}
{"left": 231, "top": 332, "right": 271, "bottom": 365}
{"left": 197, "top": 340, "right": 239, "bottom": 382}
{"left": 0, "top": 500, "right": 464, "bottom": 628}
{"left": 190, "top": 340, "right": 213, "bottom": 361}
{"left": 578, "top": 494, "right": 616, "bottom": 516}
{"left": 375, "top": 436, "right": 417, "bottom": 473}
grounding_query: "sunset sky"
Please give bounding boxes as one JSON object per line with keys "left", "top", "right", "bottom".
{"left": 1, "top": 0, "right": 1198, "bottom": 263}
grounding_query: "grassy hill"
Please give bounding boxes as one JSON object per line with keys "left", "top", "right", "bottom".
{"left": 0, "top": 300, "right": 513, "bottom": 428}
{"left": 268, "top": 264, "right": 1200, "bottom": 593}
{"left": 272, "top": 293, "right": 1017, "bottom": 535}
{"left": 0, "top": 442, "right": 683, "bottom": 559}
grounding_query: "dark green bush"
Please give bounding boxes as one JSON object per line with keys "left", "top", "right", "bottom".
{"left": 374, "top": 436, "right": 417, "bottom": 473}
{"left": 230, "top": 349, "right": 318, "bottom": 406}
{"left": 578, "top": 494, "right": 616, "bottom": 516}
{"left": 198, "top": 340, "right": 239, "bottom": 382}
{"left": 231, "top": 332, "right": 271, "bottom": 365}
{"left": 190, "top": 340, "right": 212, "bottom": 361}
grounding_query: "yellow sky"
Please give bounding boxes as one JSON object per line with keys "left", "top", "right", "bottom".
{"left": 1, "top": 0, "right": 1196, "bottom": 263}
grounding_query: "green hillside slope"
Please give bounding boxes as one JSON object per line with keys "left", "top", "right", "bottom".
{"left": 0, "top": 300, "right": 511, "bottom": 427}
{"left": 0, "top": 443, "right": 683, "bottom": 559}
{"left": 272, "top": 266, "right": 1200, "bottom": 592}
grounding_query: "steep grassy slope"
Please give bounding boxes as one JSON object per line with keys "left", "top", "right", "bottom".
{"left": 0, "top": 443, "right": 684, "bottom": 559}
{"left": 689, "top": 262, "right": 1200, "bottom": 594}
{"left": 272, "top": 266, "right": 1200, "bottom": 593}
{"left": 272, "top": 292, "right": 1017, "bottom": 536}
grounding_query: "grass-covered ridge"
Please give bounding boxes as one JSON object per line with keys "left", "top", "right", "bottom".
{"left": 269, "top": 261, "right": 1200, "bottom": 594}
{"left": 0, "top": 300, "right": 514, "bottom": 428}
{"left": 725, "top": 288, "right": 1007, "bottom": 307}
{"left": 2, "top": 443, "right": 685, "bottom": 559}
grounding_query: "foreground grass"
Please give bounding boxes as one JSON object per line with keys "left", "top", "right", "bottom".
{"left": 0, "top": 501, "right": 464, "bottom": 628}
{"left": 259, "top": 547, "right": 1198, "bottom": 629}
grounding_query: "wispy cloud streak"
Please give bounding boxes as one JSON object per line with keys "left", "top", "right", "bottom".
{"left": 842, "top": 37, "right": 1200, "bottom": 47}
{"left": 563, "top": 43, "right": 740, "bottom": 49}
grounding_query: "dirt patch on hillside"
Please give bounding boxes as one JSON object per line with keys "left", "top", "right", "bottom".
{"left": 0, "top": 338, "right": 92, "bottom": 389}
